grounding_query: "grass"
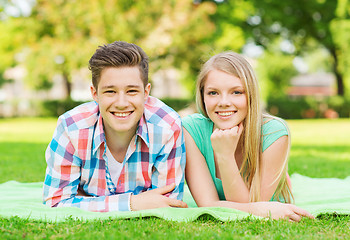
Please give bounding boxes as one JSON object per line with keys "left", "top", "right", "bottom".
{"left": 288, "top": 119, "right": 350, "bottom": 178}
{"left": 0, "top": 117, "right": 350, "bottom": 239}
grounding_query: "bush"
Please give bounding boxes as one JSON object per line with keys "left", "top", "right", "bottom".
{"left": 39, "top": 98, "right": 193, "bottom": 117}
{"left": 40, "top": 99, "right": 86, "bottom": 117}
{"left": 160, "top": 98, "right": 193, "bottom": 112}
{"left": 328, "top": 96, "right": 350, "bottom": 118}
{"left": 266, "top": 95, "right": 350, "bottom": 119}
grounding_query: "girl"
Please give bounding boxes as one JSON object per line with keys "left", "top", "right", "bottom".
{"left": 183, "top": 51, "right": 313, "bottom": 221}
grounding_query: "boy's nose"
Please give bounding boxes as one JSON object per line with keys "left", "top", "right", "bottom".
{"left": 114, "top": 94, "right": 128, "bottom": 108}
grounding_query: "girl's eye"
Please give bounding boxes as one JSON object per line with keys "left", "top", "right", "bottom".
{"left": 207, "top": 91, "right": 218, "bottom": 96}
{"left": 233, "top": 91, "right": 243, "bottom": 95}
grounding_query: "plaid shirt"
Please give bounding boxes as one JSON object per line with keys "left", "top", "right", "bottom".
{"left": 43, "top": 96, "right": 186, "bottom": 212}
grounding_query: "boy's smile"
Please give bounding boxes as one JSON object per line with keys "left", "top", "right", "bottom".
{"left": 91, "top": 66, "right": 150, "bottom": 138}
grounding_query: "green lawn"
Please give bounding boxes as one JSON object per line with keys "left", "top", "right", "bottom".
{"left": 1, "top": 118, "right": 350, "bottom": 239}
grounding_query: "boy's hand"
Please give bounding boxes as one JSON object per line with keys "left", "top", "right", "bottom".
{"left": 130, "top": 183, "right": 188, "bottom": 211}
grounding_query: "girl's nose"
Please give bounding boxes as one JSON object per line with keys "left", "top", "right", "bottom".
{"left": 218, "top": 94, "right": 232, "bottom": 107}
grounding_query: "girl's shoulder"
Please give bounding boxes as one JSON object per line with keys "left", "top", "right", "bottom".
{"left": 182, "top": 113, "right": 213, "bottom": 141}
{"left": 182, "top": 113, "right": 212, "bottom": 128}
{"left": 261, "top": 116, "right": 289, "bottom": 152}
{"left": 262, "top": 116, "right": 289, "bottom": 136}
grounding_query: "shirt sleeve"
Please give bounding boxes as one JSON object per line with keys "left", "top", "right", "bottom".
{"left": 43, "top": 116, "right": 132, "bottom": 212}
{"left": 262, "top": 118, "right": 289, "bottom": 152}
{"left": 151, "top": 116, "right": 186, "bottom": 200}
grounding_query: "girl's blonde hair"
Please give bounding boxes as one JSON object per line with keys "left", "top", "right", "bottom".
{"left": 196, "top": 51, "right": 293, "bottom": 203}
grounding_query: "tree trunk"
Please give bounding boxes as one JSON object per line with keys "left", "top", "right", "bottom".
{"left": 330, "top": 48, "right": 344, "bottom": 96}
{"left": 62, "top": 71, "right": 72, "bottom": 100}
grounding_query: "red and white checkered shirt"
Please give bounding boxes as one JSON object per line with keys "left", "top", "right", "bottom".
{"left": 43, "top": 96, "right": 186, "bottom": 212}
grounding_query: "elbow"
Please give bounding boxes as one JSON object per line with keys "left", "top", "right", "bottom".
{"left": 225, "top": 196, "right": 250, "bottom": 203}
{"left": 196, "top": 200, "right": 220, "bottom": 208}
{"left": 43, "top": 195, "right": 62, "bottom": 208}
{"left": 43, "top": 199, "right": 59, "bottom": 208}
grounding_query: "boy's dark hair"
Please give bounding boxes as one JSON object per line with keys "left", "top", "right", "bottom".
{"left": 89, "top": 41, "right": 149, "bottom": 89}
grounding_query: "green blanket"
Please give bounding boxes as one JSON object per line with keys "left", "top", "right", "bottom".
{"left": 0, "top": 174, "right": 349, "bottom": 222}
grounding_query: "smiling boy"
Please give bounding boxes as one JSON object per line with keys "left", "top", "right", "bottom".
{"left": 43, "top": 41, "right": 187, "bottom": 212}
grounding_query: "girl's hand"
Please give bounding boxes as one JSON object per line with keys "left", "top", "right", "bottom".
{"left": 210, "top": 122, "right": 243, "bottom": 162}
{"left": 248, "top": 201, "right": 314, "bottom": 222}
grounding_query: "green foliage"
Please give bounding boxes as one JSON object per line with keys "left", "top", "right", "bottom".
{"left": 39, "top": 98, "right": 191, "bottom": 119}
{"left": 244, "top": 0, "right": 349, "bottom": 96}
{"left": 2, "top": 0, "right": 350, "bottom": 113}
{"left": 7, "top": 0, "right": 217, "bottom": 98}
{"left": 267, "top": 96, "right": 311, "bottom": 119}
{"left": 40, "top": 99, "right": 86, "bottom": 117}
{"left": 256, "top": 51, "right": 298, "bottom": 100}
{"left": 0, "top": 18, "right": 24, "bottom": 85}
{"left": 160, "top": 98, "right": 193, "bottom": 112}
{"left": 330, "top": 18, "right": 350, "bottom": 97}
{"left": 267, "top": 95, "right": 350, "bottom": 119}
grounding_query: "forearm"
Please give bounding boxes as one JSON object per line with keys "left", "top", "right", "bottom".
{"left": 45, "top": 190, "right": 132, "bottom": 212}
{"left": 198, "top": 199, "right": 270, "bottom": 220}
{"left": 217, "top": 157, "right": 250, "bottom": 202}
{"left": 156, "top": 125, "right": 186, "bottom": 200}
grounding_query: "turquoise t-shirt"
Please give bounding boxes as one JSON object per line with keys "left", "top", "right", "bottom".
{"left": 182, "top": 113, "right": 289, "bottom": 200}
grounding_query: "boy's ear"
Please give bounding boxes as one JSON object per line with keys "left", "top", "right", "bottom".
{"left": 144, "top": 83, "right": 151, "bottom": 100}
{"left": 90, "top": 85, "right": 98, "bottom": 102}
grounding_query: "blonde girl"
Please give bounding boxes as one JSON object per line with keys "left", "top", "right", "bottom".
{"left": 183, "top": 51, "right": 313, "bottom": 221}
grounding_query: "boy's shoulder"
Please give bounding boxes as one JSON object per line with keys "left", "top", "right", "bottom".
{"left": 59, "top": 101, "right": 99, "bottom": 130}
{"left": 144, "top": 96, "right": 181, "bottom": 128}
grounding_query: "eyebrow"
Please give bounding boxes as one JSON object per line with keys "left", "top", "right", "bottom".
{"left": 205, "top": 85, "right": 244, "bottom": 90}
{"left": 101, "top": 84, "right": 143, "bottom": 89}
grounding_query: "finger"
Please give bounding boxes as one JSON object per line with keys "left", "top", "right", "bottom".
{"left": 293, "top": 206, "right": 315, "bottom": 219}
{"left": 167, "top": 198, "right": 188, "bottom": 208}
{"left": 228, "top": 126, "right": 238, "bottom": 134}
{"left": 212, "top": 128, "right": 220, "bottom": 135}
{"left": 151, "top": 183, "right": 176, "bottom": 195}
{"left": 288, "top": 212, "right": 302, "bottom": 222}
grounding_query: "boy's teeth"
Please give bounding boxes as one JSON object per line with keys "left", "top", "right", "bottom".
{"left": 114, "top": 112, "right": 129, "bottom": 117}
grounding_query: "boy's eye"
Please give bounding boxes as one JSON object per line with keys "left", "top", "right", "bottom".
{"left": 127, "top": 89, "right": 139, "bottom": 94}
{"left": 104, "top": 90, "right": 115, "bottom": 94}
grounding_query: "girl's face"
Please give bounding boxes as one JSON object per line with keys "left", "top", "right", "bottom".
{"left": 203, "top": 69, "right": 248, "bottom": 130}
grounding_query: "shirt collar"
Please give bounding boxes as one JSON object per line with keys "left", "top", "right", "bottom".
{"left": 92, "top": 113, "right": 106, "bottom": 154}
{"left": 135, "top": 114, "right": 150, "bottom": 148}
{"left": 92, "top": 111, "right": 150, "bottom": 154}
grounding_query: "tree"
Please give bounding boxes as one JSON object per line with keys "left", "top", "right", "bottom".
{"left": 244, "top": 0, "right": 350, "bottom": 96}
{"left": 10, "top": 0, "right": 216, "bottom": 99}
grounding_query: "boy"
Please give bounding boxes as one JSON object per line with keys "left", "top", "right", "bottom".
{"left": 43, "top": 41, "right": 187, "bottom": 212}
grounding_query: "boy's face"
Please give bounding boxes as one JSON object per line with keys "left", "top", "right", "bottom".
{"left": 91, "top": 66, "right": 150, "bottom": 137}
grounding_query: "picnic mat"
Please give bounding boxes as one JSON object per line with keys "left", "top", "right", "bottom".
{"left": 0, "top": 174, "right": 349, "bottom": 222}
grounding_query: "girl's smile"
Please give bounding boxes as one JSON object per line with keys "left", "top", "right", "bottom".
{"left": 203, "top": 69, "right": 248, "bottom": 130}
